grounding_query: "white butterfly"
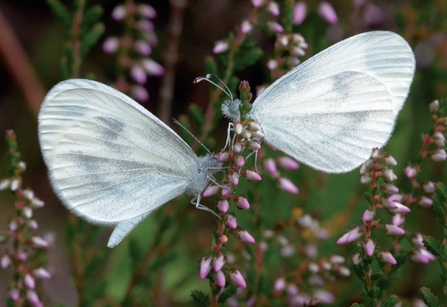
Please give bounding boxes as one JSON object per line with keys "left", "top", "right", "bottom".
{"left": 38, "top": 79, "right": 222, "bottom": 247}
{"left": 232, "top": 31, "right": 414, "bottom": 173}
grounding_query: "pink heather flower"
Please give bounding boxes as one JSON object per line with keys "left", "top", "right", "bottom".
{"left": 24, "top": 273, "right": 35, "bottom": 289}
{"left": 418, "top": 196, "right": 433, "bottom": 207}
{"left": 423, "top": 181, "right": 435, "bottom": 194}
{"left": 277, "top": 156, "right": 299, "bottom": 170}
{"left": 267, "top": 21, "right": 284, "bottom": 33}
{"left": 274, "top": 278, "right": 286, "bottom": 292}
{"left": 0, "top": 179, "right": 10, "bottom": 190}
{"left": 135, "top": 40, "right": 152, "bottom": 56}
{"left": 411, "top": 248, "right": 436, "bottom": 264}
{"left": 364, "top": 239, "right": 375, "bottom": 256}
{"left": 31, "top": 197, "right": 44, "bottom": 208}
{"left": 26, "top": 290, "right": 40, "bottom": 305}
{"left": 217, "top": 200, "right": 230, "bottom": 213}
{"left": 102, "top": 37, "right": 119, "bottom": 53}
{"left": 382, "top": 197, "right": 396, "bottom": 209}
{"left": 219, "top": 152, "right": 229, "bottom": 162}
{"left": 233, "top": 142, "right": 243, "bottom": 153}
{"left": 131, "top": 65, "right": 147, "bottom": 84}
{"left": 251, "top": 0, "right": 263, "bottom": 7}
{"left": 432, "top": 149, "right": 447, "bottom": 161}
{"left": 9, "top": 220, "right": 18, "bottom": 231}
{"left": 203, "top": 185, "right": 219, "bottom": 197}
{"left": 330, "top": 255, "right": 345, "bottom": 264}
{"left": 241, "top": 129, "right": 252, "bottom": 139}
{"left": 230, "top": 270, "right": 247, "bottom": 288}
{"left": 293, "top": 2, "right": 307, "bottom": 25}
{"left": 280, "top": 245, "right": 294, "bottom": 258}
{"left": 389, "top": 202, "right": 411, "bottom": 214}
{"left": 10, "top": 288, "right": 19, "bottom": 301}
{"left": 1, "top": 255, "right": 11, "bottom": 268}
{"left": 383, "top": 169, "right": 397, "bottom": 182}
{"left": 23, "top": 207, "right": 33, "bottom": 218}
{"left": 389, "top": 193, "right": 404, "bottom": 202}
{"left": 213, "top": 255, "right": 225, "bottom": 272}
{"left": 385, "top": 224, "right": 405, "bottom": 236}
{"left": 405, "top": 166, "right": 418, "bottom": 178}
{"left": 238, "top": 230, "right": 256, "bottom": 244}
{"left": 246, "top": 170, "right": 262, "bottom": 181}
{"left": 384, "top": 155, "right": 397, "bottom": 166}
{"left": 31, "top": 236, "right": 49, "bottom": 248}
{"left": 142, "top": 59, "right": 165, "bottom": 76}
{"left": 131, "top": 85, "right": 149, "bottom": 102}
{"left": 268, "top": 2, "right": 280, "bottom": 16}
{"left": 352, "top": 253, "right": 361, "bottom": 265}
{"left": 318, "top": 1, "right": 338, "bottom": 24}
{"left": 430, "top": 100, "right": 440, "bottom": 112}
{"left": 241, "top": 20, "right": 253, "bottom": 34}
{"left": 138, "top": 4, "right": 156, "bottom": 18}
{"left": 337, "top": 266, "right": 351, "bottom": 276}
{"left": 213, "top": 40, "right": 229, "bottom": 54}
{"left": 236, "top": 196, "right": 250, "bottom": 210}
{"left": 267, "top": 59, "right": 278, "bottom": 71}
{"left": 412, "top": 233, "right": 425, "bottom": 248}
{"left": 308, "top": 262, "right": 319, "bottom": 273}
{"left": 360, "top": 174, "right": 372, "bottom": 184}
{"left": 314, "top": 289, "right": 335, "bottom": 304}
{"left": 199, "top": 256, "right": 212, "bottom": 279}
{"left": 215, "top": 271, "right": 226, "bottom": 287}
{"left": 234, "top": 123, "right": 243, "bottom": 134}
{"left": 225, "top": 214, "right": 238, "bottom": 230}
{"left": 264, "top": 158, "right": 278, "bottom": 177}
{"left": 434, "top": 132, "right": 445, "bottom": 147}
{"left": 112, "top": 5, "right": 126, "bottom": 21}
{"left": 10, "top": 179, "right": 20, "bottom": 191}
{"left": 392, "top": 213, "right": 405, "bottom": 226}
{"left": 379, "top": 251, "right": 397, "bottom": 265}
{"left": 235, "top": 156, "right": 245, "bottom": 167}
{"left": 287, "top": 283, "right": 299, "bottom": 296}
{"left": 248, "top": 140, "right": 261, "bottom": 151}
{"left": 278, "top": 177, "right": 299, "bottom": 194}
{"left": 362, "top": 209, "right": 375, "bottom": 222}
{"left": 33, "top": 268, "right": 51, "bottom": 280}
{"left": 229, "top": 172, "right": 239, "bottom": 185}
{"left": 336, "top": 227, "right": 362, "bottom": 245}
{"left": 384, "top": 183, "right": 399, "bottom": 194}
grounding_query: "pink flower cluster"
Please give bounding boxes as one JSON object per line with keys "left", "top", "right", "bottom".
{"left": 1, "top": 131, "right": 52, "bottom": 307}
{"left": 338, "top": 146, "right": 437, "bottom": 266}
{"left": 103, "top": 2, "right": 164, "bottom": 102}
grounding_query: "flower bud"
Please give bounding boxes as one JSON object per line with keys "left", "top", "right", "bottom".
{"left": 199, "top": 257, "right": 212, "bottom": 279}
{"left": 379, "top": 251, "right": 397, "bottom": 265}
{"left": 203, "top": 185, "right": 219, "bottom": 197}
{"left": 389, "top": 202, "right": 411, "bottom": 214}
{"left": 213, "top": 40, "right": 229, "bottom": 54}
{"left": 318, "top": 1, "right": 338, "bottom": 24}
{"left": 422, "top": 182, "right": 435, "bottom": 194}
{"left": 230, "top": 270, "right": 247, "bottom": 288}
{"left": 246, "top": 170, "right": 262, "bottom": 181}
{"left": 274, "top": 278, "right": 286, "bottom": 292}
{"left": 1, "top": 255, "right": 11, "bottom": 268}
{"left": 225, "top": 214, "right": 237, "bottom": 230}
{"left": 429, "top": 100, "right": 439, "bottom": 112}
{"left": 277, "top": 156, "right": 299, "bottom": 170}
{"left": 278, "top": 177, "right": 299, "bottom": 194}
{"left": 31, "top": 236, "right": 49, "bottom": 248}
{"left": 363, "top": 239, "right": 375, "bottom": 256}
{"left": 215, "top": 271, "right": 226, "bottom": 287}
{"left": 24, "top": 273, "right": 35, "bottom": 289}
{"left": 410, "top": 248, "right": 436, "bottom": 264}
{"left": 418, "top": 196, "right": 433, "bottom": 207}
{"left": 362, "top": 209, "right": 375, "bottom": 222}
{"left": 219, "top": 152, "right": 229, "bottom": 162}
{"left": 385, "top": 224, "right": 405, "bottom": 236}
{"left": 235, "top": 156, "right": 245, "bottom": 167}
{"left": 336, "top": 227, "right": 362, "bottom": 245}
{"left": 217, "top": 200, "right": 229, "bottom": 213}
{"left": 33, "top": 267, "right": 52, "bottom": 280}
{"left": 238, "top": 230, "right": 256, "bottom": 244}
{"left": 236, "top": 197, "right": 250, "bottom": 210}
{"left": 264, "top": 158, "right": 279, "bottom": 177}
{"left": 213, "top": 255, "right": 225, "bottom": 272}
{"left": 293, "top": 2, "right": 307, "bottom": 25}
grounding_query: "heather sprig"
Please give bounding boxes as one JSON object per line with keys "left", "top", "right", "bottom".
{"left": 0, "top": 130, "right": 51, "bottom": 307}
{"left": 102, "top": 1, "right": 165, "bottom": 102}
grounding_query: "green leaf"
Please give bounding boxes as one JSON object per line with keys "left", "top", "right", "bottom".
{"left": 80, "top": 23, "right": 105, "bottom": 59}
{"left": 423, "top": 235, "right": 443, "bottom": 258}
{"left": 233, "top": 38, "right": 263, "bottom": 72}
{"left": 218, "top": 284, "right": 238, "bottom": 304}
{"left": 433, "top": 183, "right": 447, "bottom": 230}
{"left": 47, "top": 0, "right": 71, "bottom": 28}
{"left": 420, "top": 287, "right": 440, "bottom": 307}
{"left": 191, "top": 290, "right": 210, "bottom": 307}
{"left": 381, "top": 295, "right": 400, "bottom": 307}
{"left": 83, "top": 5, "right": 103, "bottom": 28}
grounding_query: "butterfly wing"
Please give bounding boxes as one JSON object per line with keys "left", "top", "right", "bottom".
{"left": 38, "top": 79, "right": 198, "bottom": 224}
{"left": 247, "top": 31, "right": 415, "bottom": 173}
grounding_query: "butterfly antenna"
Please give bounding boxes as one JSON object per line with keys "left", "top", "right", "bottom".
{"left": 194, "top": 74, "right": 233, "bottom": 101}
{"left": 172, "top": 118, "right": 212, "bottom": 155}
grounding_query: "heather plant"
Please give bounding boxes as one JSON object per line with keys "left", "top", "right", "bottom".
{"left": 1, "top": 0, "right": 447, "bottom": 307}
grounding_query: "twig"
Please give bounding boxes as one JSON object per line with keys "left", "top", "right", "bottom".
{"left": 0, "top": 10, "right": 46, "bottom": 117}
{"left": 158, "top": 0, "right": 189, "bottom": 124}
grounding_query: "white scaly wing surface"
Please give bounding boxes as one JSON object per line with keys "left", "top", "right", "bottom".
{"left": 247, "top": 31, "right": 415, "bottom": 173}
{"left": 38, "top": 79, "right": 198, "bottom": 225}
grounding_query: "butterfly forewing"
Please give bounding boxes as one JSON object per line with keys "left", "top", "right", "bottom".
{"left": 247, "top": 31, "right": 415, "bottom": 173}
{"left": 38, "top": 79, "right": 198, "bottom": 224}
